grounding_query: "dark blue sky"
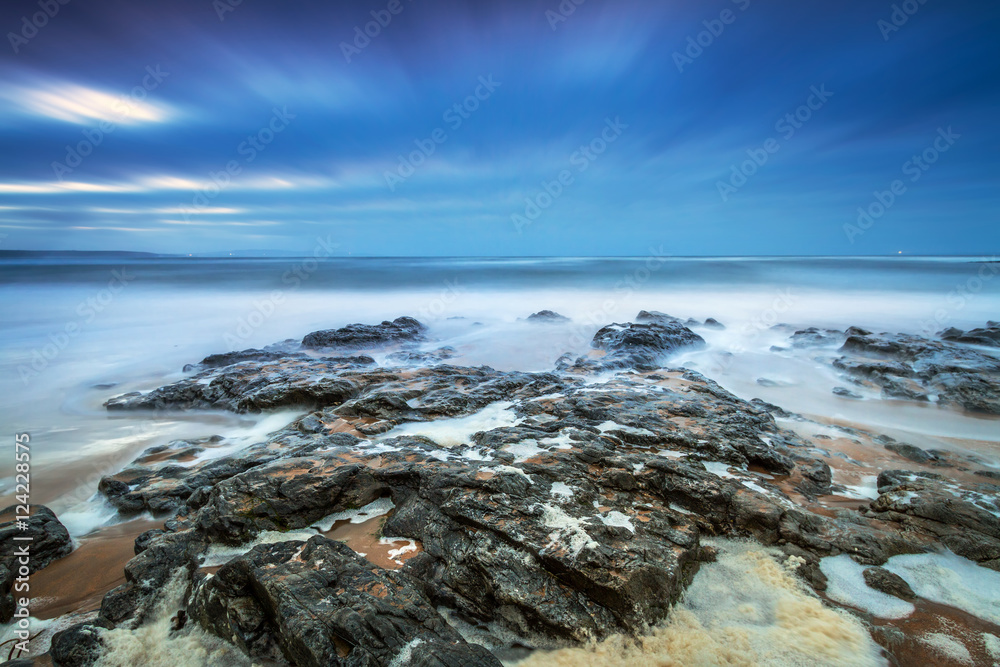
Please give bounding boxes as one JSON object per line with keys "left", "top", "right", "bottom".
{"left": 0, "top": 0, "right": 997, "bottom": 255}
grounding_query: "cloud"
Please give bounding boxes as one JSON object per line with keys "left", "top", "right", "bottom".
{"left": 2, "top": 80, "right": 171, "bottom": 125}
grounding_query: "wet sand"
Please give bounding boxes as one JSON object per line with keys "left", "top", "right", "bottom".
{"left": 29, "top": 518, "right": 162, "bottom": 620}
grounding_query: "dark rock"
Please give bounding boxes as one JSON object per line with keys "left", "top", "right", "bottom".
{"left": 790, "top": 327, "right": 843, "bottom": 348}
{"left": 703, "top": 318, "right": 725, "bottom": 330}
{"left": 863, "top": 567, "right": 916, "bottom": 600}
{"left": 50, "top": 622, "right": 109, "bottom": 667}
{"left": 588, "top": 319, "right": 705, "bottom": 371}
{"left": 832, "top": 387, "right": 862, "bottom": 399}
{"left": 527, "top": 310, "right": 571, "bottom": 323}
{"left": 0, "top": 505, "right": 73, "bottom": 621}
{"left": 302, "top": 316, "right": 426, "bottom": 350}
{"left": 939, "top": 322, "right": 1000, "bottom": 348}
{"left": 190, "top": 536, "right": 501, "bottom": 666}
{"left": 884, "top": 443, "right": 938, "bottom": 465}
{"left": 385, "top": 346, "right": 457, "bottom": 365}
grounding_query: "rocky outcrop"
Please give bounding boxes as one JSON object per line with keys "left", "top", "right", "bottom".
{"left": 829, "top": 325, "right": 1000, "bottom": 414}
{"left": 81, "top": 317, "right": 1000, "bottom": 665}
{"left": 190, "top": 537, "right": 500, "bottom": 666}
{"left": 302, "top": 316, "right": 426, "bottom": 350}
{"left": 526, "top": 310, "right": 570, "bottom": 323}
{"left": 939, "top": 322, "right": 1000, "bottom": 347}
{"left": 581, "top": 314, "right": 705, "bottom": 371}
{"left": 0, "top": 506, "right": 72, "bottom": 623}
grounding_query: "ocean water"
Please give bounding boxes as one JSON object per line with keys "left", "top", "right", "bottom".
{"left": 1, "top": 255, "right": 999, "bottom": 530}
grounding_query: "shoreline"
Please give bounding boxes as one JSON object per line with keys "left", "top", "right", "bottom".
{"left": 3, "top": 313, "right": 1000, "bottom": 665}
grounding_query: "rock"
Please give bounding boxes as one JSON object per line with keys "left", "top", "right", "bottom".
{"left": 587, "top": 317, "right": 705, "bottom": 371}
{"left": 527, "top": 310, "right": 571, "bottom": 323}
{"left": 0, "top": 506, "right": 72, "bottom": 622}
{"left": 832, "top": 387, "right": 862, "bottom": 399}
{"left": 190, "top": 536, "right": 501, "bottom": 666}
{"left": 703, "top": 318, "right": 725, "bottom": 330}
{"left": 50, "top": 622, "right": 109, "bottom": 667}
{"left": 884, "top": 443, "right": 939, "bottom": 465}
{"left": 0, "top": 506, "right": 72, "bottom": 574}
{"left": 830, "top": 328, "right": 1000, "bottom": 414}
{"left": 84, "top": 318, "right": 1000, "bottom": 662}
{"left": 302, "top": 316, "right": 426, "bottom": 350}
{"left": 862, "top": 567, "right": 916, "bottom": 601}
{"left": 385, "top": 346, "right": 457, "bottom": 365}
{"left": 790, "top": 327, "right": 843, "bottom": 348}
{"left": 939, "top": 322, "right": 1000, "bottom": 347}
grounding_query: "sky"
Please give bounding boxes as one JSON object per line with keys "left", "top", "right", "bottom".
{"left": 0, "top": 0, "right": 997, "bottom": 256}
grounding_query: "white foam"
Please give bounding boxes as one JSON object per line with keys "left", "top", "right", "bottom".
{"left": 702, "top": 461, "right": 738, "bottom": 479}
{"left": 381, "top": 401, "right": 521, "bottom": 448}
{"left": 597, "top": 510, "right": 635, "bottom": 533}
{"left": 839, "top": 475, "right": 880, "bottom": 501}
{"left": 550, "top": 482, "right": 575, "bottom": 499}
{"left": 884, "top": 550, "right": 1000, "bottom": 625}
{"left": 483, "top": 465, "right": 533, "bottom": 484}
{"left": 920, "top": 632, "right": 973, "bottom": 665}
{"left": 57, "top": 498, "right": 120, "bottom": 538}
{"left": 201, "top": 529, "right": 319, "bottom": 567}
{"left": 537, "top": 503, "right": 598, "bottom": 558}
{"left": 983, "top": 633, "right": 1000, "bottom": 659}
{"left": 504, "top": 439, "right": 545, "bottom": 462}
{"left": 312, "top": 497, "right": 396, "bottom": 532}
{"left": 819, "top": 555, "right": 915, "bottom": 619}
{"left": 388, "top": 638, "right": 424, "bottom": 667}
{"left": 517, "top": 538, "right": 887, "bottom": 667}
{"left": 96, "top": 570, "right": 250, "bottom": 666}
{"left": 596, "top": 421, "right": 655, "bottom": 437}
{"left": 380, "top": 537, "right": 418, "bottom": 565}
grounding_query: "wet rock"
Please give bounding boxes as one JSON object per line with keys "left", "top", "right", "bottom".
{"left": 190, "top": 536, "right": 501, "bottom": 666}
{"left": 527, "top": 310, "right": 571, "bottom": 323}
{"left": 939, "top": 322, "right": 1000, "bottom": 347}
{"left": 302, "top": 316, "right": 426, "bottom": 350}
{"left": 385, "top": 346, "right": 457, "bottom": 365}
{"left": 790, "top": 327, "right": 843, "bottom": 348}
{"left": 0, "top": 506, "right": 72, "bottom": 621}
{"left": 587, "top": 318, "right": 705, "bottom": 371}
{"left": 187, "top": 348, "right": 308, "bottom": 371}
{"left": 830, "top": 327, "right": 1000, "bottom": 414}
{"left": 862, "top": 567, "right": 916, "bottom": 601}
{"left": 0, "top": 506, "right": 72, "bottom": 574}
{"left": 832, "top": 386, "right": 862, "bottom": 399}
{"left": 703, "top": 318, "right": 725, "bottom": 330}
{"left": 883, "top": 442, "right": 938, "bottom": 465}
{"left": 871, "top": 470, "right": 1000, "bottom": 568}
{"left": 49, "top": 622, "right": 109, "bottom": 667}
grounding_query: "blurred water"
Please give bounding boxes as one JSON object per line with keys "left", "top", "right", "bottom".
{"left": 0, "top": 255, "right": 997, "bottom": 526}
